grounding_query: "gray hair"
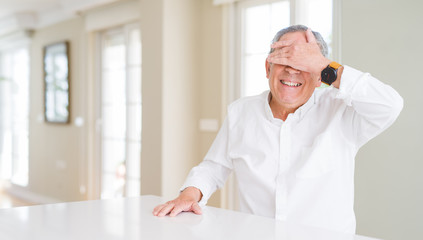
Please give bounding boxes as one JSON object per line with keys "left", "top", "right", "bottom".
{"left": 269, "top": 25, "right": 328, "bottom": 57}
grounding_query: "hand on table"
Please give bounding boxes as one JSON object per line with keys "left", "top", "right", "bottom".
{"left": 153, "top": 187, "right": 203, "bottom": 217}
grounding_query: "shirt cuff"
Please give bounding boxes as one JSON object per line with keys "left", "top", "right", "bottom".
{"left": 335, "top": 65, "right": 369, "bottom": 106}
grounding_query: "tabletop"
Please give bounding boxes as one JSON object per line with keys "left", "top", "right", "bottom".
{"left": 0, "top": 195, "right": 380, "bottom": 240}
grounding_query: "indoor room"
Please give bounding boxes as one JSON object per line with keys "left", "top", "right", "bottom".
{"left": 0, "top": 0, "right": 421, "bottom": 239}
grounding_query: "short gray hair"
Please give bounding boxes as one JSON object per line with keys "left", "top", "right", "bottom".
{"left": 269, "top": 25, "right": 328, "bottom": 57}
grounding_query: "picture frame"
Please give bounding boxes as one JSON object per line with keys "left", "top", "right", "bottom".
{"left": 43, "top": 41, "right": 70, "bottom": 124}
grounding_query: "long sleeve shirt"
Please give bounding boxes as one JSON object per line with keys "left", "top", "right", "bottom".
{"left": 181, "top": 65, "right": 403, "bottom": 234}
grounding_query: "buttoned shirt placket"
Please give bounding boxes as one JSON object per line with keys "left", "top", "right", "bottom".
{"left": 275, "top": 114, "right": 292, "bottom": 221}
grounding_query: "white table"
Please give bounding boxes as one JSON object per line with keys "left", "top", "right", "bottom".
{"left": 0, "top": 195, "right": 379, "bottom": 240}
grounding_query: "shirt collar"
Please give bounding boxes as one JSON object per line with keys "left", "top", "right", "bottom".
{"left": 297, "top": 90, "right": 316, "bottom": 120}
{"left": 263, "top": 90, "right": 316, "bottom": 122}
{"left": 264, "top": 91, "right": 280, "bottom": 123}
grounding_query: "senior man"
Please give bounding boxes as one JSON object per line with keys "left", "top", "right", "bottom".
{"left": 153, "top": 25, "right": 403, "bottom": 234}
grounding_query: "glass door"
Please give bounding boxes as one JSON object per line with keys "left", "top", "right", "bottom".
{"left": 98, "top": 24, "right": 141, "bottom": 198}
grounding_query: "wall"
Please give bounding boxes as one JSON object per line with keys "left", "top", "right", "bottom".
{"left": 342, "top": 0, "right": 423, "bottom": 239}
{"left": 198, "top": 0, "right": 223, "bottom": 207}
{"left": 140, "top": 0, "right": 163, "bottom": 196}
{"left": 29, "top": 17, "right": 87, "bottom": 202}
{"left": 162, "top": 0, "right": 202, "bottom": 200}
{"left": 140, "top": 0, "right": 223, "bottom": 206}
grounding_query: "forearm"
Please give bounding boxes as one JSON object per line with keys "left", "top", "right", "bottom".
{"left": 331, "top": 65, "right": 343, "bottom": 89}
{"left": 337, "top": 66, "right": 403, "bottom": 145}
{"left": 181, "top": 160, "right": 232, "bottom": 206}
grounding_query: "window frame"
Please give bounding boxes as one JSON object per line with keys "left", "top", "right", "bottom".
{"left": 94, "top": 22, "right": 142, "bottom": 199}
{"left": 234, "top": 0, "right": 339, "bottom": 99}
{"left": 0, "top": 44, "right": 30, "bottom": 187}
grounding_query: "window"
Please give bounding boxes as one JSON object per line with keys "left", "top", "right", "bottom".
{"left": 98, "top": 23, "right": 142, "bottom": 199}
{"left": 0, "top": 48, "right": 30, "bottom": 187}
{"left": 237, "top": 0, "right": 334, "bottom": 97}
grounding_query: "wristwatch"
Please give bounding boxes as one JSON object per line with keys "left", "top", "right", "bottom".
{"left": 321, "top": 61, "right": 342, "bottom": 85}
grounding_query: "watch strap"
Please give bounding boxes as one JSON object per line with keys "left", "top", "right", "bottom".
{"left": 329, "top": 61, "right": 341, "bottom": 70}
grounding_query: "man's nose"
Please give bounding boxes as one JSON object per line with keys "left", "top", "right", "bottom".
{"left": 285, "top": 66, "right": 300, "bottom": 75}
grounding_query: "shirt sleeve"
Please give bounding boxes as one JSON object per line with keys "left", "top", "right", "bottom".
{"left": 335, "top": 65, "right": 404, "bottom": 148}
{"left": 180, "top": 116, "right": 233, "bottom": 206}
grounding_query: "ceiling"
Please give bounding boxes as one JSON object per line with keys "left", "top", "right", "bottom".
{"left": 0, "top": 0, "right": 61, "bottom": 19}
{"left": 0, "top": 0, "right": 122, "bottom": 34}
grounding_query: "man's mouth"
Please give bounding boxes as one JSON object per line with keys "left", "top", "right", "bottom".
{"left": 280, "top": 80, "right": 302, "bottom": 87}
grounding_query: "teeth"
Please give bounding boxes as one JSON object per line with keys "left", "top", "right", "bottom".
{"left": 281, "top": 80, "right": 302, "bottom": 87}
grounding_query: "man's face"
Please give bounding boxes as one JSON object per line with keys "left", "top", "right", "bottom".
{"left": 266, "top": 31, "right": 321, "bottom": 110}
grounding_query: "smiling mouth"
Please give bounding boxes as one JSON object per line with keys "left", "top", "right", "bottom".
{"left": 280, "top": 80, "right": 302, "bottom": 87}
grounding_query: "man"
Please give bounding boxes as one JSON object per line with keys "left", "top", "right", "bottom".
{"left": 153, "top": 25, "right": 403, "bottom": 234}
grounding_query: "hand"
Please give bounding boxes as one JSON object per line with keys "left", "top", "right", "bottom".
{"left": 267, "top": 28, "right": 330, "bottom": 76}
{"left": 153, "top": 187, "right": 203, "bottom": 217}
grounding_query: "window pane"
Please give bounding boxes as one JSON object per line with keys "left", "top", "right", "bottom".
{"left": 270, "top": 1, "right": 290, "bottom": 34}
{"left": 100, "top": 24, "right": 141, "bottom": 199}
{"left": 126, "top": 179, "right": 140, "bottom": 197}
{"left": 126, "top": 142, "right": 140, "bottom": 179}
{"left": 101, "top": 172, "right": 125, "bottom": 198}
{"left": 127, "top": 67, "right": 141, "bottom": 103}
{"left": 242, "top": 1, "right": 290, "bottom": 97}
{"left": 244, "top": 4, "right": 271, "bottom": 54}
{"left": 0, "top": 47, "right": 30, "bottom": 187}
{"left": 102, "top": 105, "right": 126, "bottom": 139}
{"left": 128, "top": 29, "right": 141, "bottom": 65}
{"left": 102, "top": 139, "right": 126, "bottom": 173}
{"left": 127, "top": 105, "right": 141, "bottom": 141}
{"left": 243, "top": 54, "right": 268, "bottom": 96}
{"left": 102, "top": 70, "right": 126, "bottom": 104}
{"left": 102, "top": 34, "right": 125, "bottom": 70}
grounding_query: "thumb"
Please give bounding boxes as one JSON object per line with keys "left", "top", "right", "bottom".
{"left": 306, "top": 28, "right": 317, "bottom": 43}
{"left": 191, "top": 202, "right": 203, "bottom": 215}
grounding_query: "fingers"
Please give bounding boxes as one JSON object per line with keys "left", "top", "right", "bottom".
{"left": 152, "top": 201, "right": 203, "bottom": 217}
{"left": 153, "top": 202, "right": 175, "bottom": 217}
{"left": 305, "top": 28, "right": 316, "bottom": 43}
{"left": 271, "top": 39, "right": 293, "bottom": 49}
{"left": 169, "top": 204, "right": 184, "bottom": 217}
{"left": 267, "top": 48, "right": 289, "bottom": 66}
{"left": 267, "top": 55, "right": 288, "bottom": 66}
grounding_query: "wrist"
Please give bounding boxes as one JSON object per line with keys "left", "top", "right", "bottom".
{"left": 331, "top": 65, "right": 343, "bottom": 89}
{"left": 181, "top": 186, "right": 203, "bottom": 202}
{"left": 318, "top": 58, "right": 332, "bottom": 74}
{"left": 320, "top": 61, "right": 342, "bottom": 86}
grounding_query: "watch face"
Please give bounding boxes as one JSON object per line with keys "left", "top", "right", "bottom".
{"left": 321, "top": 67, "right": 337, "bottom": 85}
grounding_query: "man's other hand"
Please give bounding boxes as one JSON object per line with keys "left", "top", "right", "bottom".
{"left": 152, "top": 187, "right": 203, "bottom": 217}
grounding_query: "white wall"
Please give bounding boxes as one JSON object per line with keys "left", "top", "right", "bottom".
{"left": 342, "top": 0, "right": 423, "bottom": 239}
{"left": 29, "top": 17, "right": 88, "bottom": 202}
{"left": 162, "top": 0, "right": 202, "bottom": 200}
{"left": 141, "top": 0, "right": 223, "bottom": 206}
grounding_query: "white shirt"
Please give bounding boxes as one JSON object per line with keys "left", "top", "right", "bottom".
{"left": 181, "top": 66, "right": 403, "bottom": 234}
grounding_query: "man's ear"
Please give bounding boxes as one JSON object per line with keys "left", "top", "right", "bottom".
{"left": 265, "top": 60, "right": 271, "bottom": 79}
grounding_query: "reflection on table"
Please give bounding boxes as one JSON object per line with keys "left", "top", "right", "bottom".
{"left": 0, "top": 195, "right": 380, "bottom": 240}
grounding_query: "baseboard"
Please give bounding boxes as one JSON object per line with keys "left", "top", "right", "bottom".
{"left": 5, "top": 183, "right": 62, "bottom": 205}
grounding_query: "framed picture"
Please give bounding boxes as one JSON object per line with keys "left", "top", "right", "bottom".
{"left": 43, "top": 41, "right": 70, "bottom": 124}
